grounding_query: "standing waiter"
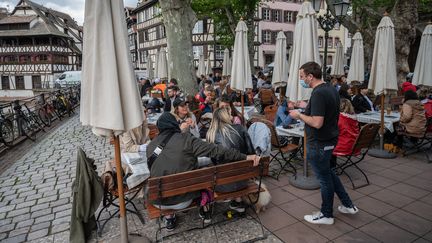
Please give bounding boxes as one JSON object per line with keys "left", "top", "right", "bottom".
{"left": 290, "top": 62, "right": 358, "bottom": 225}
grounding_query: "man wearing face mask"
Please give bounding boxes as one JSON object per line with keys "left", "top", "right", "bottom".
{"left": 290, "top": 62, "right": 358, "bottom": 225}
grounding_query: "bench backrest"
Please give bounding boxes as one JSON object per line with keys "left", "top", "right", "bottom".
{"left": 147, "top": 159, "right": 265, "bottom": 201}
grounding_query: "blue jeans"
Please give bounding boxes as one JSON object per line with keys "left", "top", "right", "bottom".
{"left": 307, "top": 142, "right": 353, "bottom": 218}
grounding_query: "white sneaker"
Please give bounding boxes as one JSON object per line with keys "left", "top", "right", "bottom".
{"left": 338, "top": 205, "right": 359, "bottom": 214}
{"left": 304, "top": 212, "right": 334, "bottom": 225}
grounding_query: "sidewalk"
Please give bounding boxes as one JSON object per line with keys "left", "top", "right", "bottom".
{"left": 0, "top": 114, "right": 431, "bottom": 242}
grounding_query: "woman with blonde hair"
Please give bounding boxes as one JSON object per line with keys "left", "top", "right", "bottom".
{"left": 332, "top": 98, "right": 360, "bottom": 160}
{"left": 206, "top": 107, "right": 254, "bottom": 213}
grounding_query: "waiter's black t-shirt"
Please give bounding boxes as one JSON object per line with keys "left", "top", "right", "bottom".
{"left": 304, "top": 82, "right": 340, "bottom": 146}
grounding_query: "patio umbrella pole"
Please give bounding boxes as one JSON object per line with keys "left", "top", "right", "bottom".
{"left": 368, "top": 94, "right": 397, "bottom": 159}
{"left": 289, "top": 131, "right": 320, "bottom": 190}
{"left": 113, "top": 135, "right": 129, "bottom": 243}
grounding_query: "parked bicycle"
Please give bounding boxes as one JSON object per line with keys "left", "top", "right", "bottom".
{"left": 0, "top": 106, "right": 15, "bottom": 147}
{"left": 36, "top": 94, "right": 59, "bottom": 126}
{"left": 13, "top": 100, "right": 38, "bottom": 141}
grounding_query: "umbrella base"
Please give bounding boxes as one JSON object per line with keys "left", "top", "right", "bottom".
{"left": 368, "top": 148, "right": 397, "bottom": 159}
{"left": 289, "top": 174, "right": 320, "bottom": 190}
{"left": 106, "top": 234, "right": 151, "bottom": 243}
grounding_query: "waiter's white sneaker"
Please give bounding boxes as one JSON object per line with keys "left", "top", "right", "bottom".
{"left": 304, "top": 212, "right": 334, "bottom": 225}
{"left": 338, "top": 205, "right": 359, "bottom": 214}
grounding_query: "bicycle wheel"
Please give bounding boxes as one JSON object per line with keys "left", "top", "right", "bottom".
{"left": 38, "top": 108, "right": 51, "bottom": 127}
{"left": 20, "top": 118, "right": 36, "bottom": 141}
{"left": 29, "top": 112, "right": 46, "bottom": 132}
{"left": 0, "top": 122, "right": 15, "bottom": 146}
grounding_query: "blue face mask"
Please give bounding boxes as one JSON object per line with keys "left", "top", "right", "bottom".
{"left": 299, "top": 79, "right": 310, "bottom": 88}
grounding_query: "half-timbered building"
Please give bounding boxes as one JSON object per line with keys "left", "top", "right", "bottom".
{"left": 0, "top": 0, "right": 82, "bottom": 96}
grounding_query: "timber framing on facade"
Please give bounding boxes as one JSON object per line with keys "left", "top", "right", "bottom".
{"left": 0, "top": 0, "right": 82, "bottom": 90}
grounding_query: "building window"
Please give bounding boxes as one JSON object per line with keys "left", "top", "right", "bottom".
{"left": 327, "top": 55, "right": 333, "bottom": 65}
{"left": 32, "top": 76, "right": 41, "bottom": 89}
{"left": 262, "top": 30, "right": 271, "bottom": 44}
{"left": 284, "top": 11, "right": 293, "bottom": 23}
{"left": 262, "top": 8, "right": 271, "bottom": 21}
{"left": 193, "top": 20, "right": 204, "bottom": 34}
{"left": 318, "top": 36, "right": 323, "bottom": 47}
{"left": 271, "top": 9, "right": 281, "bottom": 22}
{"left": 215, "top": 45, "right": 224, "bottom": 60}
{"left": 35, "top": 54, "right": 48, "bottom": 62}
{"left": 334, "top": 37, "right": 340, "bottom": 46}
{"left": 264, "top": 54, "right": 274, "bottom": 65}
{"left": 15, "top": 76, "right": 25, "bottom": 90}
{"left": 1, "top": 76, "right": 10, "bottom": 89}
{"left": 285, "top": 31, "right": 294, "bottom": 46}
{"left": 19, "top": 55, "right": 31, "bottom": 63}
{"left": 327, "top": 37, "right": 333, "bottom": 48}
{"left": 271, "top": 31, "right": 278, "bottom": 44}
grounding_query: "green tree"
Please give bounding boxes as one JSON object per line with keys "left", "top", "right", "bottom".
{"left": 327, "top": 0, "right": 432, "bottom": 83}
{"left": 192, "top": 0, "right": 262, "bottom": 72}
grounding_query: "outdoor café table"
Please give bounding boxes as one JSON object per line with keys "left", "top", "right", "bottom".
{"left": 235, "top": 105, "right": 258, "bottom": 120}
{"left": 146, "top": 112, "right": 162, "bottom": 125}
{"left": 276, "top": 124, "right": 305, "bottom": 138}
{"left": 356, "top": 111, "right": 400, "bottom": 133}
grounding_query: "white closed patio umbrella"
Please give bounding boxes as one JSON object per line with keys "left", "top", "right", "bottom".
{"left": 197, "top": 54, "right": 205, "bottom": 77}
{"left": 331, "top": 42, "right": 345, "bottom": 76}
{"left": 284, "top": 1, "right": 321, "bottom": 190}
{"left": 272, "top": 31, "right": 288, "bottom": 89}
{"left": 231, "top": 19, "right": 252, "bottom": 116}
{"left": 222, "top": 48, "right": 231, "bottom": 76}
{"left": 157, "top": 48, "right": 168, "bottom": 80}
{"left": 285, "top": 1, "right": 321, "bottom": 101}
{"left": 368, "top": 14, "right": 398, "bottom": 159}
{"left": 146, "top": 55, "right": 154, "bottom": 80}
{"left": 347, "top": 32, "right": 364, "bottom": 83}
{"left": 154, "top": 49, "right": 160, "bottom": 80}
{"left": 413, "top": 23, "right": 432, "bottom": 87}
{"left": 206, "top": 53, "right": 212, "bottom": 75}
{"left": 80, "top": 0, "right": 146, "bottom": 242}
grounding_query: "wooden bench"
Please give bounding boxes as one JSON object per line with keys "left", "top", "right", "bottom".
{"left": 146, "top": 158, "right": 269, "bottom": 220}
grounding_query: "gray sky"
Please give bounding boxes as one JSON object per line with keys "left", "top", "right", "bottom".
{"left": 0, "top": 0, "right": 138, "bottom": 25}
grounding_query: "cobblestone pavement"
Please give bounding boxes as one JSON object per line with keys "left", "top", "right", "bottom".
{"left": 0, "top": 114, "right": 282, "bottom": 243}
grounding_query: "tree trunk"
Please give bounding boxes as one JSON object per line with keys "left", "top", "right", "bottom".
{"left": 160, "top": 0, "right": 198, "bottom": 95}
{"left": 392, "top": 0, "right": 418, "bottom": 83}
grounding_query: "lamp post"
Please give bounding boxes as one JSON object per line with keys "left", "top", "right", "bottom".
{"left": 310, "top": 0, "right": 350, "bottom": 81}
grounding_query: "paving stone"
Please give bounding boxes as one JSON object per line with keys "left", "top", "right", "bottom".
{"left": 1, "top": 234, "right": 27, "bottom": 243}
{"left": 0, "top": 205, "right": 15, "bottom": 214}
{"left": 37, "top": 195, "right": 58, "bottom": 204}
{"left": 0, "top": 223, "right": 15, "bottom": 233}
{"left": 8, "top": 226, "right": 29, "bottom": 237}
{"left": 15, "top": 200, "right": 36, "bottom": 209}
{"left": 30, "top": 202, "right": 49, "bottom": 212}
{"left": 49, "top": 198, "right": 69, "bottom": 208}
{"left": 6, "top": 207, "right": 29, "bottom": 218}
{"left": 55, "top": 209, "right": 71, "bottom": 219}
{"left": 34, "top": 214, "right": 54, "bottom": 224}
{"left": 30, "top": 221, "right": 51, "bottom": 232}
{"left": 0, "top": 233, "right": 6, "bottom": 240}
{"left": 11, "top": 213, "right": 30, "bottom": 223}
{"left": 52, "top": 216, "right": 69, "bottom": 225}
{"left": 53, "top": 204, "right": 71, "bottom": 213}
{"left": 16, "top": 219, "right": 34, "bottom": 228}
{"left": 51, "top": 223, "right": 69, "bottom": 234}
{"left": 27, "top": 228, "right": 49, "bottom": 241}
{"left": 31, "top": 208, "right": 52, "bottom": 218}
{"left": 0, "top": 218, "right": 12, "bottom": 227}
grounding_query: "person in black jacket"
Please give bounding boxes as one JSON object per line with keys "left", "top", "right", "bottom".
{"left": 352, "top": 84, "right": 375, "bottom": 113}
{"left": 206, "top": 107, "right": 255, "bottom": 213}
{"left": 147, "top": 112, "right": 260, "bottom": 230}
{"left": 163, "top": 85, "right": 179, "bottom": 112}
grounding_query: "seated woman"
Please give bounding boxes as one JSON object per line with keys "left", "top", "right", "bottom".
{"left": 395, "top": 90, "right": 427, "bottom": 147}
{"left": 206, "top": 108, "right": 255, "bottom": 213}
{"left": 215, "top": 94, "right": 244, "bottom": 125}
{"left": 333, "top": 99, "right": 360, "bottom": 155}
{"left": 352, "top": 84, "right": 375, "bottom": 113}
{"left": 147, "top": 112, "right": 259, "bottom": 230}
{"left": 339, "top": 83, "right": 352, "bottom": 101}
{"left": 120, "top": 107, "right": 150, "bottom": 153}
{"left": 171, "top": 97, "right": 200, "bottom": 138}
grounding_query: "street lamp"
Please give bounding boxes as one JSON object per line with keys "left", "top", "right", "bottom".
{"left": 310, "top": 0, "right": 350, "bottom": 81}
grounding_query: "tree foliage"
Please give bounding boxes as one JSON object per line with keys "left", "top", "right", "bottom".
{"left": 191, "top": 0, "right": 261, "bottom": 48}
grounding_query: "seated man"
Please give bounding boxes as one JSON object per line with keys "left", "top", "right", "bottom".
{"left": 163, "top": 85, "right": 180, "bottom": 112}
{"left": 147, "top": 112, "right": 259, "bottom": 230}
{"left": 352, "top": 84, "right": 375, "bottom": 113}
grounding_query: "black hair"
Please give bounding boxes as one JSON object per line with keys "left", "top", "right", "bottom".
{"left": 299, "top": 62, "right": 322, "bottom": 79}
{"left": 404, "top": 90, "right": 418, "bottom": 102}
